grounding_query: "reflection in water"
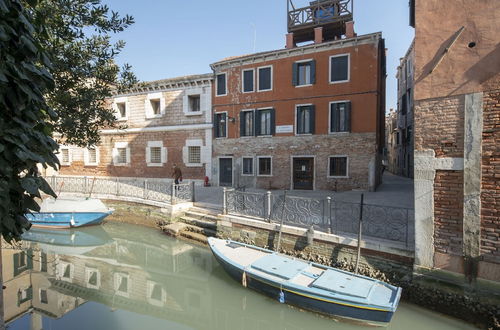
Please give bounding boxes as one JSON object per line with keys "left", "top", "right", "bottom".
{"left": 2, "top": 222, "right": 474, "bottom": 330}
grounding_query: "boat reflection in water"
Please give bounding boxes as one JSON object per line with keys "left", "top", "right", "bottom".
{"left": 5, "top": 222, "right": 348, "bottom": 330}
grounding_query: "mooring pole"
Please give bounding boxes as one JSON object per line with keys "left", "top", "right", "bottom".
{"left": 354, "top": 193, "right": 364, "bottom": 274}
{"left": 276, "top": 191, "right": 287, "bottom": 252}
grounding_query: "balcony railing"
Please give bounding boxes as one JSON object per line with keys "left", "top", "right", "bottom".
{"left": 287, "top": 0, "right": 353, "bottom": 31}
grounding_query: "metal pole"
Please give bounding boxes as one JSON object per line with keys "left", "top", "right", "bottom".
{"left": 171, "top": 182, "right": 176, "bottom": 205}
{"left": 276, "top": 191, "right": 287, "bottom": 252}
{"left": 144, "top": 179, "right": 148, "bottom": 200}
{"left": 191, "top": 181, "right": 195, "bottom": 203}
{"left": 222, "top": 187, "right": 227, "bottom": 215}
{"left": 266, "top": 191, "right": 272, "bottom": 222}
{"left": 354, "top": 193, "right": 364, "bottom": 274}
{"left": 115, "top": 177, "right": 119, "bottom": 196}
{"left": 326, "top": 196, "right": 332, "bottom": 234}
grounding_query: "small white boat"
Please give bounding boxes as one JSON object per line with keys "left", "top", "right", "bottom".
{"left": 208, "top": 237, "right": 402, "bottom": 326}
{"left": 26, "top": 197, "right": 113, "bottom": 229}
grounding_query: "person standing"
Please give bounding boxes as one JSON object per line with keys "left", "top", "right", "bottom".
{"left": 172, "top": 163, "right": 182, "bottom": 184}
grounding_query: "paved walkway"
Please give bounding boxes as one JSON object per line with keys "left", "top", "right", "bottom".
{"left": 193, "top": 172, "right": 414, "bottom": 210}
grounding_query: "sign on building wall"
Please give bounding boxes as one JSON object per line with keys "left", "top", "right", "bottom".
{"left": 275, "top": 125, "right": 294, "bottom": 133}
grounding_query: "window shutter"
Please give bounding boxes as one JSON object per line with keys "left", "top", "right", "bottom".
{"left": 126, "top": 148, "right": 131, "bottom": 164}
{"left": 146, "top": 147, "right": 151, "bottom": 163}
{"left": 27, "top": 249, "right": 33, "bottom": 270}
{"left": 309, "top": 105, "right": 315, "bottom": 134}
{"left": 13, "top": 253, "right": 20, "bottom": 276}
{"left": 255, "top": 111, "right": 261, "bottom": 136}
{"left": 346, "top": 101, "right": 351, "bottom": 132}
{"left": 270, "top": 108, "right": 276, "bottom": 135}
{"left": 331, "top": 103, "right": 337, "bottom": 132}
{"left": 26, "top": 286, "right": 33, "bottom": 300}
{"left": 296, "top": 107, "right": 301, "bottom": 134}
{"left": 213, "top": 114, "right": 219, "bottom": 137}
{"left": 239, "top": 112, "right": 245, "bottom": 137}
{"left": 292, "top": 63, "right": 298, "bottom": 86}
{"left": 310, "top": 60, "right": 316, "bottom": 84}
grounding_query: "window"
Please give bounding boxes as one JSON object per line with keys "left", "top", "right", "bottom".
{"left": 330, "top": 101, "right": 351, "bottom": 133}
{"left": 401, "top": 93, "right": 407, "bottom": 115}
{"left": 59, "top": 147, "right": 71, "bottom": 165}
{"left": 240, "top": 110, "right": 254, "bottom": 137}
{"left": 330, "top": 54, "right": 349, "bottom": 83}
{"left": 147, "top": 281, "right": 165, "bottom": 306}
{"left": 40, "top": 289, "right": 48, "bottom": 304}
{"left": 293, "top": 60, "right": 315, "bottom": 86}
{"left": 214, "top": 113, "right": 227, "bottom": 138}
{"left": 188, "top": 146, "right": 201, "bottom": 164}
{"left": 117, "top": 148, "right": 127, "bottom": 163}
{"left": 296, "top": 105, "right": 315, "bottom": 134}
{"left": 84, "top": 147, "right": 99, "bottom": 166}
{"left": 258, "top": 157, "right": 272, "bottom": 176}
{"left": 329, "top": 156, "right": 348, "bottom": 177}
{"left": 85, "top": 268, "right": 100, "bottom": 289}
{"left": 150, "top": 99, "right": 161, "bottom": 115}
{"left": 255, "top": 108, "right": 275, "bottom": 136}
{"left": 242, "top": 157, "right": 254, "bottom": 175}
{"left": 150, "top": 147, "right": 162, "bottom": 163}
{"left": 242, "top": 69, "right": 254, "bottom": 93}
{"left": 40, "top": 252, "right": 47, "bottom": 272}
{"left": 216, "top": 73, "right": 227, "bottom": 96}
{"left": 117, "top": 102, "right": 127, "bottom": 117}
{"left": 258, "top": 66, "right": 272, "bottom": 91}
{"left": 189, "top": 95, "right": 200, "bottom": 112}
{"left": 114, "top": 273, "right": 130, "bottom": 297}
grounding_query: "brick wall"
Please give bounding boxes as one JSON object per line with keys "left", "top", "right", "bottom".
{"left": 414, "top": 96, "right": 464, "bottom": 157}
{"left": 213, "top": 133, "right": 376, "bottom": 191}
{"left": 434, "top": 170, "right": 464, "bottom": 256}
{"left": 481, "top": 89, "right": 500, "bottom": 260}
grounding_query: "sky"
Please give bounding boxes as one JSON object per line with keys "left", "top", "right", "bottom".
{"left": 103, "top": 0, "right": 414, "bottom": 112}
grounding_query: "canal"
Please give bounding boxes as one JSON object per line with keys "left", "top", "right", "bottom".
{"left": 3, "top": 222, "right": 475, "bottom": 330}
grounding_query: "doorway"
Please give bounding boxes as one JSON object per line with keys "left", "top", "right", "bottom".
{"left": 219, "top": 158, "right": 233, "bottom": 187}
{"left": 292, "top": 157, "right": 314, "bottom": 190}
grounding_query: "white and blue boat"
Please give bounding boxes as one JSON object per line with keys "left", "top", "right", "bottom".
{"left": 208, "top": 237, "right": 402, "bottom": 326}
{"left": 26, "top": 197, "right": 113, "bottom": 229}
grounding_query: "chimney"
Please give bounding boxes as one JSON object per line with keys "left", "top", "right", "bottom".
{"left": 314, "top": 27, "right": 323, "bottom": 44}
{"left": 286, "top": 32, "right": 295, "bottom": 49}
{"left": 345, "top": 21, "right": 356, "bottom": 39}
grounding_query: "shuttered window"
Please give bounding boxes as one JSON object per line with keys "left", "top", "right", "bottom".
{"left": 255, "top": 108, "right": 275, "bottom": 136}
{"left": 330, "top": 101, "right": 351, "bottom": 133}
{"left": 329, "top": 156, "right": 348, "bottom": 177}
{"left": 242, "top": 69, "right": 254, "bottom": 92}
{"left": 296, "top": 105, "right": 315, "bottom": 134}
{"left": 258, "top": 66, "right": 272, "bottom": 91}
{"left": 214, "top": 113, "right": 227, "bottom": 138}
{"left": 242, "top": 157, "right": 253, "bottom": 175}
{"left": 216, "top": 73, "right": 227, "bottom": 96}
{"left": 240, "top": 110, "right": 254, "bottom": 137}
{"left": 330, "top": 55, "right": 349, "bottom": 83}
{"left": 292, "top": 60, "right": 316, "bottom": 86}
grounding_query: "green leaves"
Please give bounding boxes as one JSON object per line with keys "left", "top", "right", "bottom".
{"left": 1, "top": 0, "right": 57, "bottom": 241}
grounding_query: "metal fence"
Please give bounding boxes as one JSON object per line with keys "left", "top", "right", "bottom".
{"left": 45, "top": 176, "right": 194, "bottom": 205}
{"left": 223, "top": 189, "right": 414, "bottom": 247}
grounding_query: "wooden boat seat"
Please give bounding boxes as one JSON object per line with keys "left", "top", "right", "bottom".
{"left": 251, "top": 254, "right": 309, "bottom": 280}
{"left": 311, "top": 269, "right": 374, "bottom": 298}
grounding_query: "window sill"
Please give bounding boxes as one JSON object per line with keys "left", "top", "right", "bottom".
{"left": 328, "top": 131, "right": 350, "bottom": 136}
{"left": 329, "top": 79, "right": 349, "bottom": 84}
{"left": 113, "top": 163, "right": 130, "bottom": 167}
{"left": 257, "top": 89, "right": 272, "bottom": 93}
{"left": 296, "top": 133, "right": 313, "bottom": 136}
{"left": 256, "top": 135, "right": 273, "bottom": 138}
{"left": 239, "top": 135, "right": 254, "bottom": 139}
{"left": 145, "top": 114, "right": 163, "bottom": 119}
{"left": 327, "top": 175, "right": 349, "bottom": 179}
{"left": 185, "top": 111, "right": 204, "bottom": 116}
{"left": 295, "top": 84, "right": 313, "bottom": 88}
{"left": 257, "top": 174, "right": 272, "bottom": 177}
{"left": 241, "top": 173, "right": 254, "bottom": 177}
{"left": 214, "top": 137, "right": 227, "bottom": 140}
{"left": 147, "top": 163, "right": 164, "bottom": 167}
{"left": 185, "top": 163, "right": 203, "bottom": 167}
{"left": 215, "top": 93, "right": 227, "bottom": 97}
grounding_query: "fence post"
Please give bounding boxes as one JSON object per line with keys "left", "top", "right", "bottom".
{"left": 406, "top": 209, "right": 410, "bottom": 249}
{"left": 266, "top": 191, "right": 272, "bottom": 222}
{"left": 171, "top": 183, "right": 176, "bottom": 205}
{"left": 84, "top": 176, "right": 88, "bottom": 194}
{"left": 144, "top": 179, "right": 148, "bottom": 200}
{"left": 191, "top": 181, "right": 195, "bottom": 203}
{"left": 326, "top": 197, "right": 332, "bottom": 234}
{"left": 116, "top": 177, "right": 119, "bottom": 196}
{"left": 222, "top": 187, "right": 227, "bottom": 215}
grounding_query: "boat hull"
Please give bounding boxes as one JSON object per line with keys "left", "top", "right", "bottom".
{"left": 26, "top": 211, "right": 111, "bottom": 229}
{"left": 210, "top": 240, "right": 398, "bottom": 326}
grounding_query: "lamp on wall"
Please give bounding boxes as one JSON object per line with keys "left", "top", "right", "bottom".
{"left": 221, "top": 116, "right": 236, "bottom": 123}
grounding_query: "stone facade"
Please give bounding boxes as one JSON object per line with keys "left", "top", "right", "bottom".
{"left": 210, "top": 33, "right": 386, "bottom": 191}
{"left": 56, "top": 74, "right": 213, "bottom": 182}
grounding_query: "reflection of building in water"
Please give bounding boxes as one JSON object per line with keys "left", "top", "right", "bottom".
{"left": 3, "top": 225, "right": 314, "bottom": 330}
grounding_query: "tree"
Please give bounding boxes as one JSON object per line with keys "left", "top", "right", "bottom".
{"left": 30, "top": 0, "right": 137, "bottom": 147}
{"left": 0, "top": 0, "right": 58, "bottom": 241}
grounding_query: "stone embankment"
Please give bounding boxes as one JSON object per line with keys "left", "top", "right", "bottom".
{"left": 160, "top": 207, "right": 218, "bottom": 244}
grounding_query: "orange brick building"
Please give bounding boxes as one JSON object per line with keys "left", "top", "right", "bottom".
{"left": 210, "top": 31, "right": 386, "bottom": 191}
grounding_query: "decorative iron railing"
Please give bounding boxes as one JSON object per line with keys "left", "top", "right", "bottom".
{"left": 223, "top": 189, "right": 413, "bottom": 247}
{"left": 45, "top": 176, "right": 194, "bottom": 205}
{"left": 287, "top": 0, "right": 353, "bottom": 31}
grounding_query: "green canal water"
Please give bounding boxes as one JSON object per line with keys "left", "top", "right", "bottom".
{"left": 3, "top": 222, "right": 475, "bottom": 330}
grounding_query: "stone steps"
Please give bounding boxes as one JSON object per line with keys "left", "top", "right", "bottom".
{"left": 183, "top": 223, "right": 217, "bottom": 237}
{"left": 179, "top": 215, "right": 217, "bottom": 230}
{"left": 183, "top": 210, "right": 220, "bottom": 222}
{"left": 179, "top": 231, "right": 209, "bottom": 244}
